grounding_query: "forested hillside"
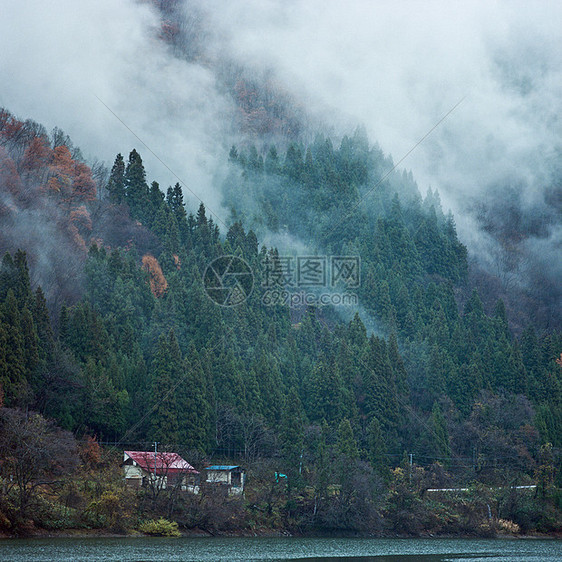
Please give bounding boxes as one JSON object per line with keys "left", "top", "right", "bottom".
{"left": 0, "top": 106, "right": 561, "bottom": 535}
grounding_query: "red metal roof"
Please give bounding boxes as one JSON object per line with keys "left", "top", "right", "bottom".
{"left": 124, "top": 451, "right": 199, "bottom": 475}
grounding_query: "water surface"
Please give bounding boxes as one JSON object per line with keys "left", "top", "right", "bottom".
{"left": 0, "top": 536, "right": 560, "bottom": 561}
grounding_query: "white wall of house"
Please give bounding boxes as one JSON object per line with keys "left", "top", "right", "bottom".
{"left": 206, "top": 470, "right": 230, "bottom": 484}
{"left": 123, "top": 465, "right": 143, "bottom": 479}
{"left": 205, "top": 469, "right": 245, "bottom": 495}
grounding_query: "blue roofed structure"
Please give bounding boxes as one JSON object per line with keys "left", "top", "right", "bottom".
{"left": 205, "top": 465, "right": 245, "bottom": 495}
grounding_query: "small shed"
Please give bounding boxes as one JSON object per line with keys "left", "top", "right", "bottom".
{"left": 123, "top": 451, "right": 200, "bottom": 493}
{"left": 205, "top": 465, "right": 246, "bottom": 495}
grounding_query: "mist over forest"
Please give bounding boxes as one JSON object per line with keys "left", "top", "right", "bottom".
{"left": 0, "top": 0, "right": 560, "bottom": 538}
{"left": 1, "top": 0, "right": 560, "bottom": 328}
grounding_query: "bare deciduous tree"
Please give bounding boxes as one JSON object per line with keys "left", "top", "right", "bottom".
{"left": 0, "top": 407, "right": 78, "bottom": 525}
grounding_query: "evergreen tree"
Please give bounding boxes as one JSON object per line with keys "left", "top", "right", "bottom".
{"left": 362, "top": 336, "right": 400, "bottom": 441}
{"left": 20, "top": 307, "right": 39, "bottom": 385}
{"left": 147, "top": 180, "right": 165, "bottom": 227}
{"left": 177, "top": 344, "right": 213, "bottom": 451}
{"left": 265, "top": 146, "right": 280, "bottom": 175}
{"left": 0, "top": 290, "right": 26, "bottom": 404}
{"left": 107, "top": 153, "right": 125, "bottom": 203}
{"left": 307, "top": 355, "right": 345, "bottom": 425}
{"left": 336, "top": 418, "right": 359, "bottom": 460}
{"left": 366, "top": 417, "right": 387, "bottom": 475}
{"left": 428, "top": 402, "right": 450, "bottom": 458}
{"left": 13, "top": 250, "right": 33, "bottom": 309}
{"left": 33, "top": 287, "right": 54, "bottom": 358}
{"left": 124, "top": 149, "right": 149, "bottom": 220}
{"left": 150, "top": 330, "right": 182, "bottom": 445}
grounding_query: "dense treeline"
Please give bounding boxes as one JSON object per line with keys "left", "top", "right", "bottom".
{"left": 224, "top": 134, "right": 562, "bottom": 443}
{"left": 2, "top": 137, "right": 561, "bottom": 460}
{"left": 0, "top": 108, "right": 561, "bottom": 533}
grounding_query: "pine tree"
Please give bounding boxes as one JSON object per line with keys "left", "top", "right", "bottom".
{"left": 147, "top": 180, "right": 165, "bottom": 227}
{"left": 107, "top": 153, "right": 125, "bottom": 203}
{"left": 13, "top": 250, "right": 33, "bottom": 309}
{"left": 150, "top": 331, "right": 181, "bottom": 445}
{"left": 0, "top": 253, "right": 17, "bottom": 303}
{"left": 228, "top": 145, "right": 238, "bottom": 162}
{"left": 196, "top": 202, "right": 207, "bottom": 227}
{"left": 336, "top": 418, "right": 359, "bottom": 460}
{"left": 366, "top": 417, "right": 387, "bottom": 475}
{"left": 177, "top": 344, "right": 213, "bottom": 451}
{"left": 428, "top": 402, "right": 450, "bottom": 458}
{"left": 388, "top": 333, "right": 408, "bottom": 398}
{"left": 124, "top": 149, "right": 149, "bottom": 220}
{"left": 33, "top": 287, "right": 54, "bottom": 357}
{"left": 252, "top": 352, "right": 283, "bottom": 424}
{"left": 284, "top": 144, "right": 303, "bottom": 182}
{"left": 265, "top": 146, "right": 280, "bottom": 175}
{"left": 307, "top": 355, "right": 345, "bottom": 425}
{"left": 362, "top": 336, "right": 400, "bottom": 442}
{"left": 347, "top": 312, "right": 367, "bottom": 348}
{"left": 58, "top": 304, "right": 70, "bottom": 344}
{"left": 0, "top": 290, "right": 26, "bottom": 404}
{"left": 20, "top": 307, "right": 39, "bottom": 385}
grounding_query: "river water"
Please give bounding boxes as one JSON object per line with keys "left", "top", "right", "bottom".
{"left": 0, "top": 536, "right": 560, "bottom": 561}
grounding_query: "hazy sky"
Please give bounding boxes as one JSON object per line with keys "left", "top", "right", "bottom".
{"left": 1, "top": 0, "right": 560, "bottom": 273}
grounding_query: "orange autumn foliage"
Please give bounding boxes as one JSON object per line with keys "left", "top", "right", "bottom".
{"left": 46, "top": 145, "right": 96, "bottom": 202}
{"left": 51, "top": 145, "right": 75, "bottom": 173}
{"left": 68, "top": 206, "right": 92, "bottom": 254}
{"left": 70, "top": 205, "right": 93, "bottom": 232}
{"left": 48, "top": 145, "right": 75, "bottom": 195}
{"left": 72, "top": 161, "right": 96, "bottom": 202}
{"left": 142, "top": 254, "right": 168, "bottom": 297}
{"left": 80, "top": 435, "right": 102, "bottom": 467}
{"left": 22, "top": 136, "right": 51, "bottom": 179}
{"left": 68, "top": 224, "right": 87, "bottom": 254}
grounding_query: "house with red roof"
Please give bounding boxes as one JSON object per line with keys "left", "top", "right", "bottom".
{"left": 123, "top": 451, "right": 200, "bottom": 493}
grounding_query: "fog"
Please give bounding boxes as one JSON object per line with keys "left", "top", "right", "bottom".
{"left": 1, "top": 0, "right": 560, "bottom": 317}
{"left": 207, "top": 1, "right": 561, "bottom": 222}
{"left": 0, "top": 0, "right": 231, "bottom": 218}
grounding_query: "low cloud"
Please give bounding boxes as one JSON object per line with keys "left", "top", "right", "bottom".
{"left": 1, "top": 0, "right": 560, "bottom": 318}
{"left": 0, "top": 0, "right": 231, "bottom": 213}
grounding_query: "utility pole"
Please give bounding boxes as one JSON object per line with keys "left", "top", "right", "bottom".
{"left": 153, "top": 441, "right": 159, "bottom": 482}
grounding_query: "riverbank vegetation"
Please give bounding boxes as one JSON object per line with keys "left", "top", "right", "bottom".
{"left": 0, "top": 429, "right": 560, "bottom": 538}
